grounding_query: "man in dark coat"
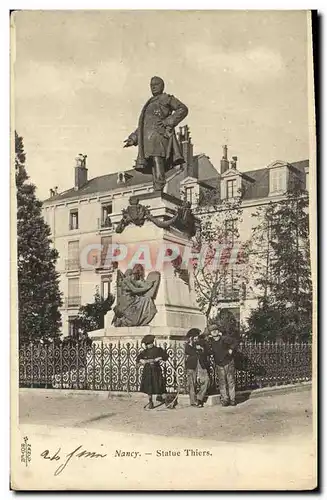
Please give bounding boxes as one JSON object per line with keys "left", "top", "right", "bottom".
{"left": 205, "top": 317, "right": 240, "bottom": 407}
{"left": 123, "top": 76, "right": 188, "bottom": 191}
{"left": 136, "top": 334, "right": 168, "bottom": 409}
{"left": 185, "top": 328, "right": 210, "bottom": 408}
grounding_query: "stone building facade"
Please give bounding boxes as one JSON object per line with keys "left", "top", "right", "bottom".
{"left": 42, "top": 126, "right": 309, "bottom": 336}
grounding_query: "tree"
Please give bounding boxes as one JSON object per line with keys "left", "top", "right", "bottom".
{"left": 192, "top": 189, "right": 250, "bottom": 322}
{"left": 16, "top": 132, "right": 63, "bottom": 344}
{"left": 71, "top": 288, "right": 114, "bottom": 342}
{"left": 246, "top": 188, "right": 312, "bottom": 341}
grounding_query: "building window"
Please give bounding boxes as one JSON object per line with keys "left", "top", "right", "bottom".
{"left": 224, "top": 219, "right": 237, "bottom": 245}
{"left": 68, "top": 316, "right": 78, "bottom": 337}
{"left": 101, "top": 277, "right": 111, "bottom": 299}
{"left": 100, "top": 236, "right": 112, "bottom": 267}
{"left": 101, "top": 203, "right": 113, "bottom": 227}
{"left": 117, "top": 172, "right": 125, "bottom": 184}
{"left": 226, "top": 179, "right": 236, "bottom": 199}
{"left": 69, "top": 209, "right": 79, "bottom": 230}
{"left": 185, "top": 187, "right": 194, "bottom": 204}
{"left": 270, "top": 168, "right": 285, "bottom": 193}
{"left": 67, "top": 278, "right": 80, "bottom": 307}
{"left": 66, "top": 240, "right": 79, "bottom": 271}
{"left": 222, "top": 269, "right": 239, "bottom": 301}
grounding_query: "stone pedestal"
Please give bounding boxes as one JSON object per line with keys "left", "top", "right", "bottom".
{"left": 89, "top": 192, "right": 206, "bottom": 344}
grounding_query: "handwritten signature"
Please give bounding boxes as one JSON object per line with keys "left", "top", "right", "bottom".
{"left": 41, "top": 445, "right": 107, "bottom": 476}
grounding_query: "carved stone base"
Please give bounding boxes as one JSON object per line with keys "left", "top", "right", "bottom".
{"left": 89, "top": 192, "right": 206, "bottom": 340}
{"left": 89, "top": 325, "right": 196, "bottom": 344}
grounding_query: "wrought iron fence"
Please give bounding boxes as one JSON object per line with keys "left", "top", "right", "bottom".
{"left": 19, "top": 340, "right": 311, "bottom": 393}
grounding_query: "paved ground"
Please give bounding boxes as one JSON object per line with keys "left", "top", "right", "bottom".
{"left": 20, "top": 386, "right": 313, "bottom": 444}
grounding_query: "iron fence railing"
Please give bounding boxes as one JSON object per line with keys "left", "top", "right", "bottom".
{"left": 19, "top": 340, "right": 312, "bottom": 393}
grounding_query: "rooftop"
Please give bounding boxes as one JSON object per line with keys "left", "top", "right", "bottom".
{"left": 43, "top": 155, "right": 309, "bottom": 205}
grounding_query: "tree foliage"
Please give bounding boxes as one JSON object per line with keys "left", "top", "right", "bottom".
{"left": 192, "top": 189, "right": 250, "bottom": 322}
{"left": 246, "top": 188, "right": 312, "bottom": 341}
{"left": 71, "top": 288, "right": 114, "bottom": 343}
{"left": 16, "top": 132, "right": 63, "bottom": 344}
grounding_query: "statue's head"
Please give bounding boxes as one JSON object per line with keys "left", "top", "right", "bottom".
{"left": 150, "top": 76, "right": 165, "bottom": 96}
{"left": 125, "top": 269, "right": 133, "bottom": 278}
{"left": 132, "top": 263, "right": 145, "bottom": 280}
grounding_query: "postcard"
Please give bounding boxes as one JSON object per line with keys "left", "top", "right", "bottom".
{"left": 11, "top": 9, "right": 317, "bottom": 491}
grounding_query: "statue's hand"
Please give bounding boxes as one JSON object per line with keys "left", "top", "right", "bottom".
{"left": 123, "top": 138, "right": 134, "bottom": 148}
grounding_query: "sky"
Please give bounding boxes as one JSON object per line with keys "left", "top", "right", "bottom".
{"left": 13, "top": 10, "right": 311, "bottom": 200}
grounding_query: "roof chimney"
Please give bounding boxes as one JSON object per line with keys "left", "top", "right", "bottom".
{"left": 178, "top": 125, "right": 195, "bottom": 176}
{"left": 49, "top": 188, "right": 55, "bottom": 198}
{"left": 74, "top": 154, "right": 88, "bottom": 190}
{"left": 220, "top": 145, "right": 229, "bottom": 174}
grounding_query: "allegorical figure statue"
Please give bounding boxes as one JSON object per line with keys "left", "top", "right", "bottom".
{"left": 112, "top": 264, "right": 161, "bottom": 327}
{"left": 123, "top": 76, "right": 188, "bottom": 191}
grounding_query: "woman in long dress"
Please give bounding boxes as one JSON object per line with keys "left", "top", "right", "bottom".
{"left": 136, "top": 334, "right": 168, "bottom": 409}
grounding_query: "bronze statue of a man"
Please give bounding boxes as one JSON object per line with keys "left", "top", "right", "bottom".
{"left": 123, "top": 76, "right": 188, "bottom": 191}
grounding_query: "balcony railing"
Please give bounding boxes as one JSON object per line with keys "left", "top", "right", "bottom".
{"left": 65, "top": 259, "right": 80, "bottom": 272}
{"left": 65, "top": 296, "right": 81, "bottom": 308}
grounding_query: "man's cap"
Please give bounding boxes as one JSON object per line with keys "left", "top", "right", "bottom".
{"left": 186, "top": 328, "right": 201, "bottom": 339}
{"left": 141, "top": 334, "right": 155, "bottom": 345}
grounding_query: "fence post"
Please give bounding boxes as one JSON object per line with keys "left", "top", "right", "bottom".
{"left": 92, "top": 343, "right": 96, "bottom": 391}
{"left": 59, "top": 343, "right": 63, "bottom": 389}
{"left": 76, "top": 342, "right": 80, "bottom": 389}
{"left": 100, "top": 342, "right": 104, "bottom": 390}
{"left": 136, "top": 341, "right": 140, "bottom": 392}
{"left": 109, "top": 343, "right": 113, "bottom": 391}
{"left": 118, "top": 341, "right": 121, "bottom": 391}
{"left": 126, "top": 343, "right": 130, "bottom": 393}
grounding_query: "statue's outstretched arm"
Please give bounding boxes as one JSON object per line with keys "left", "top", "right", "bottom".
{"left": 123, "top": 128, "right": 138, "bottom": 148}
{"left": 128, "top": 129, "right": 138, "bottom": 146}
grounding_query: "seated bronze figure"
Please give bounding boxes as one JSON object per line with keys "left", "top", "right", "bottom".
{"left": 112, "top": 264, "right": 161, "bottom": 327}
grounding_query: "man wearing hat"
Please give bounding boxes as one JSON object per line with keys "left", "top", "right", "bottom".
{"left": 123, "top": 76, "right": 188, "bottom": 191}
{"left": 136, "top": 334, "right": 169, "bottom": 409}
{"left": 205, "top": 313, "right": 240, "bottom": 407}
{"left": 185, "top": 328, "right": 210, "bottom": 408}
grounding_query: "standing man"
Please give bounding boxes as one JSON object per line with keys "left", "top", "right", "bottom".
{"left": 123, "top": 76, "right": 188, "bottom": 191}
{"left": 205, "top": 319, "right": 240, "bottom": 407}
{"left": 185, "top": 328, "right": 210, "bottom": 408}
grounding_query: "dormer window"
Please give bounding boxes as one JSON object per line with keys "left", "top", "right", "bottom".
{"left": 180, "top": 176, "right": 199, "bottom": 206}
{"left": 117, "top": 172, "right": 125, "bottom": 184}
{"left": 117, "top": 172, "right": 132, "bottom": 184}
{"left": 268, "top": 160, "right": 291, "bottom": 196}
{"left": 270, "top": 168, "right": 284, "bottom": 192}
{"left": 226, "top": 179, "right": 237, "bottom": 199}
